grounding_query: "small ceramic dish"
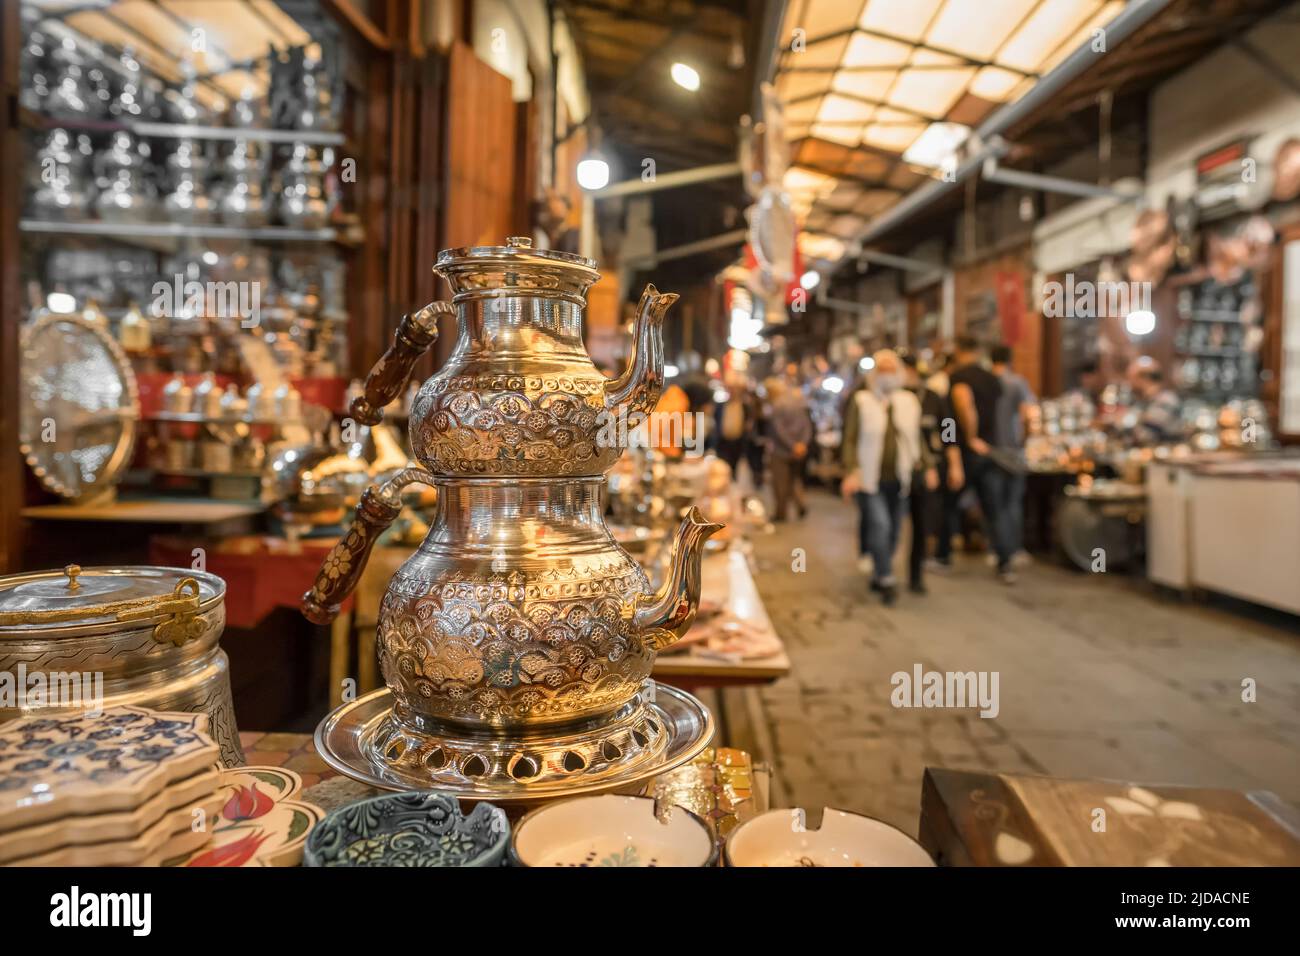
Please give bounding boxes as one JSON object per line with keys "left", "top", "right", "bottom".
{"left": 166, "top": 766, "right": 324, "bottom": 867}
{"left": 724, "top": 807, "right": 935, "bottom": 867}
{"left": 510, "top": 794, "right": 716, "bottom": 867}
{"left": 303, "top": 791, "right": 509, "bottom": 867}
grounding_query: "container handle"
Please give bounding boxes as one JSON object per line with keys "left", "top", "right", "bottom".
{"left": 350, "top": 302, "right": 451, "bottom": 425}
{"left": 301, "top": 468, "right": 435, "bottom": 624}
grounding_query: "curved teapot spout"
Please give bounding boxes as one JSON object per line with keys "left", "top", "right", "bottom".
{"left": 603, "top": 284, "right": 678, "bottom": 420}
{"left": 630, "top": 507, "right": 724, "bottom": 651}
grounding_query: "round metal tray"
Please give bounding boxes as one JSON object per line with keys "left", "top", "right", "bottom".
{"left": 315, "top": 682, "right": 713, "bottom": 805}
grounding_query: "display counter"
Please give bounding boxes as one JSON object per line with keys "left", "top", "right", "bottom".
{"left": 1147, "top": 454, "right": 1300, "bottom": 613}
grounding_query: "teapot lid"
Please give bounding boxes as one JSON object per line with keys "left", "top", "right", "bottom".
{"left": 435, "top": 236, "right": 600, "bottom": 304}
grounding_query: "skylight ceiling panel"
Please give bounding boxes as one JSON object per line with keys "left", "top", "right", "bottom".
{"left": 969, "top": 65, "right": 1024, "bottom": 101}
{"left": 1039, "top": 0, "right": 1124, "bottom": 73}
{"left": 887, "top": 65, "right": 975, "bottom": 120}
{"left": 96, "top": 0, "right": 195, "bottom": 58}
{"left": 830, "top": 66, "right": 896, "bottom": 103}
{"left": 784, "top": 95, "right": 824, "bottom": 125}
{"left": 781, "top": 30, "right": 848, "bottom": 69}
{"left": 251, "top": 0, "right": 312, "bottom": 46}
{"left": 924, "top": 0, "right": 1039, "bottom": 62}
{"left": 783, "top": 166, "right": 839, "bottom": 199}
{"left": 812, "top": 92, "right": 875, "bottom": 145}
{"left": 65, "top": 10, "right": 187, "bottom": 85}
{"left": 796, "top": 0, "right": 869, "bottom": 40}
{"left": 858, "top": 0, "right": 945, "bottom": 43}
{"left": 811, "top": 124, "right": 862, "bottom": 146}
{"left": 862, "top": 122, "right": 924, "bottom": 153}
{"left": 778, "top": 71, "right": 833, "bottom": 107}
{"left": 996, "top": 0, "right": 1101, "bottom": 73}
{"left": 169, "top": 0, "right": 280, "bottom": 62}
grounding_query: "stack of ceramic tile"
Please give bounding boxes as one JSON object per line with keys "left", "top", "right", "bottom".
{"left": 0, "top": 705, "right": 222, "bottom": 866}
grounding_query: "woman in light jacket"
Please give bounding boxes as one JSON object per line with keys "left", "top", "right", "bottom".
{"left": 841, "top": 350, "right": 939, "bottom": 605}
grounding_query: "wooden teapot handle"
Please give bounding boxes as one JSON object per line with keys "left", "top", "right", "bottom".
{"left": 350, "top": 301, "right": 451, "bottom": 425}
{"left": 301, "top": 468, "right": 434, "bottom": 624}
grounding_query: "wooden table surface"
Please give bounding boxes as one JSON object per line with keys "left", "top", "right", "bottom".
{"left": 652, "top": 547, "right": 791, "bottom": 685}
{"left": 920, "top": 767, "right": 1300, "bottom": 866}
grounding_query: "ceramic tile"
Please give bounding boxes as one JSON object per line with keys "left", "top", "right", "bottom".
{"left": 0, "top": 706, "right": 220, "bottom": 832}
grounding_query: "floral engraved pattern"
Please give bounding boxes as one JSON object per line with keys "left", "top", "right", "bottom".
{"left": 377, "top": 561, "right": 655, "bottom": 724}
{"left": 410, "top": 373, "right": 617, "bottom": 476}
{"left": 0, "top": 708, "right": 214, "bottom": 812}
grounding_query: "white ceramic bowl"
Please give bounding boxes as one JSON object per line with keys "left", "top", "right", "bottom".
{"left": 511, "top": 794, "right": 716, "bottom": 867}
{"left": 725, "top": 807, "right": 935, "bottom": 867}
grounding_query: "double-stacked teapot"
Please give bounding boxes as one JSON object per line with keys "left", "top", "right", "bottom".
{"left": 304, "top": 238, "right": 720, "bottom": 731}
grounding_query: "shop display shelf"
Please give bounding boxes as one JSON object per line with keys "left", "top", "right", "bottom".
{"left": 1182, "top": 311, "right": 1244, "bottom": 323}
{"left": 147, "top": 411, "right": 306, "bottom": 427}
{"left": 20, "top": 219, "right": 339, "bottom": 250}
{"left": 146, "top": 467, "right": 266, "bottom": 480}
{"left": 1176, "top": 348, "right": 1244, "bottom": 358}
{"left": 22, "top": 110, "right": 346, "bottom": 147}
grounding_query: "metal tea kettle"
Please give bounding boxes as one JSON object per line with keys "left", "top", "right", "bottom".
{"left": 303, "top": 238, "right": 721, "bottom": 731}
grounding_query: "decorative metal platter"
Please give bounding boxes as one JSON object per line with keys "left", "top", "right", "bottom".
{"left": 19, "top": 311, "right": 139, "bottom": 500}
{"left": 315, "top": 682, "right": 714, "bottom": 805}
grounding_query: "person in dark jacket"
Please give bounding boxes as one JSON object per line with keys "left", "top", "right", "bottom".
{"left": 764, "top": 376, "right": 811, "bottom": 522}
{"left": 902, "top": 353, "right": 962, "bottom": 593}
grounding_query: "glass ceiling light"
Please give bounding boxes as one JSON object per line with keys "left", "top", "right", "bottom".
{"left": 1125, "top": 310, "right": 1156, "bottom": 337}
{"left": 47, "top": 292, "right": 77, "bottom": 314}
{"left": 671, "top": 62, "right": 701, "bottom": 91}
{"left": 576, "top": 156, "right": 610, "bottom": 191}
{"left": 902, "top": 122, "right": 971, "bottom": 170}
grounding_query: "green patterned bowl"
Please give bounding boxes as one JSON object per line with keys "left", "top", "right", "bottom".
{"left": 303, "top": 791, "right": 509, "bottom": 867}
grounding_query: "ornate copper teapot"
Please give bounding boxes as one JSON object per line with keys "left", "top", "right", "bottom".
{"left": 303, "top": 238, "right": 720, "bottom": 732}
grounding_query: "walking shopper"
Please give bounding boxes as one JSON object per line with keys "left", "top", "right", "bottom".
{"left": 927, "top": 353, "right": 962, "bottom": 569}
{"left": 948, "top": 336, "right": 1017, "bottom": 584}
{"left": 990, "top": 345, "right": 1035, "bottom": 560}
{"left": 840, "top": 350, "right": 937, "bottom": 606}
{"left": 765, "top": 377, "right": 811, "bottom": 522}
{"left": 902, "top": 354, "right": 962, "bottom": 593}
{"left": 715, "top": 371, "right": 758, "bottom": 482}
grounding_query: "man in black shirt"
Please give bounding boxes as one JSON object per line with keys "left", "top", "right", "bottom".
{"left": 948, "top": 336, "right": 1017, "bottom": 583}
{"left": 902, "top": 354, "right": 962, "bottom": 593}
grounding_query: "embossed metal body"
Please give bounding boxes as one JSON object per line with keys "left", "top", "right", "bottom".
{"left": 379, "top": 478, "right": 717, "bottom": 729}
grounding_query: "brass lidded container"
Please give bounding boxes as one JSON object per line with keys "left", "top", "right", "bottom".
{"left": 0, "top": 564, "right": 242, "bottom": 766}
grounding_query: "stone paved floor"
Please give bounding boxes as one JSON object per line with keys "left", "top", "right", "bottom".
{"left": 738, "top": 489, "right": 1300, "bottom": 836}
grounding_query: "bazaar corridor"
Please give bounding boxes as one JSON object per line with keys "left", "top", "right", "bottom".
{"left": 726, "top": 491, "right": 1300, "bottom": 835}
